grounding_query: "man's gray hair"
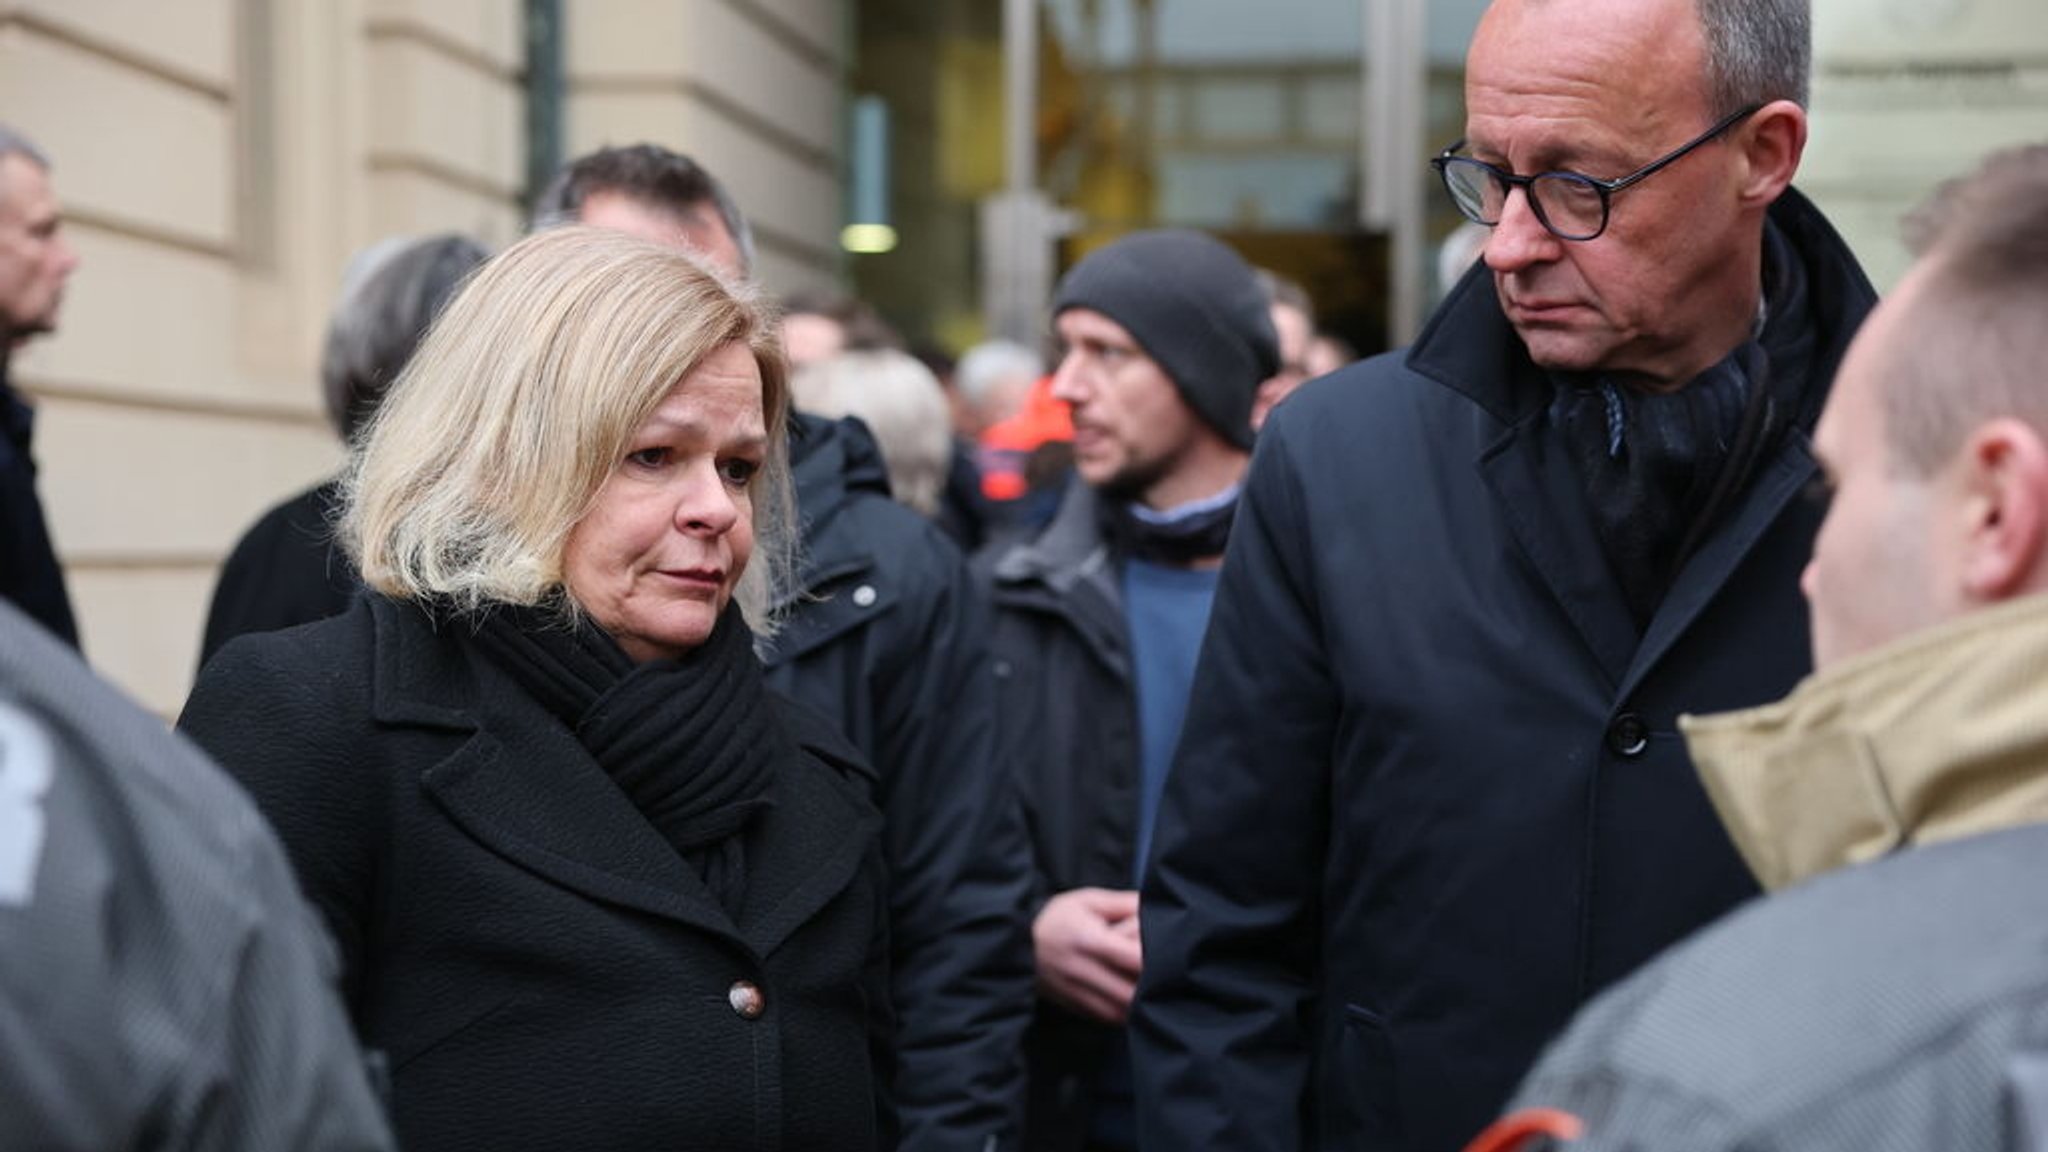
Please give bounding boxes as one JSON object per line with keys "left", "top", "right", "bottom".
{"left": 322, "top": 233, "right": 491, "bottom": 443}
{"left": 0, "top": 123, "right": 50, "bottom": 170}
{"left": 1696, "top": 0, "right": 1810, "bottom": 112}
{"left": 955, "top": 339, "right": 1043, "bottom": 407}
{"left": 530, "top": 143, "right": 755, "bottom": 276}
{"left": 0, "top": 124, "right": 51, "bottom": 210}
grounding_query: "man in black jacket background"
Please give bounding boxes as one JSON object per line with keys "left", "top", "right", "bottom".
{"left": 1131, "top": 1, "right": 1878, "bottom": 1149}
{"left": 0, "top": 123, "right": 80, "bottom": 646}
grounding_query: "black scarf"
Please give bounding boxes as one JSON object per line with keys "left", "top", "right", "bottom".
{"left": 1098, "top": 485, "right": 1240, "bottom": 567}
{"left": 469, "top": 599, "right": 786, "bottom": 919}
{"left": 1550, "top": 219, "right": 1816, "bottom": 628}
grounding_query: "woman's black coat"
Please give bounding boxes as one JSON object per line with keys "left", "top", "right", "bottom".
{"left": 180, "top": 593, "right": 891, "bottom": 1152}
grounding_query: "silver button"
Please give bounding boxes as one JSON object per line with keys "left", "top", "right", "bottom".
{"left": 851, "top": 585, "right": 878, "bottom": 608}
{"left": 728, "top": 980, "right": 765, "bottom": 1019}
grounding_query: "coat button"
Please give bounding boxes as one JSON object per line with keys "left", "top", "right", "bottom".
{"left": 728, "top": 980, "right": 765, "bottom": 1020}
{"left": 851, "top": 584, "right": 878, "bottom": 608}
{"left": 1607, "top": 712, "right": 1650, "bottom": 758}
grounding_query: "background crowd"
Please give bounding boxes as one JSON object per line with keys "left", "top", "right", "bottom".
{"left": 6, "top": 1, "right": 2048, "bottom": 1150}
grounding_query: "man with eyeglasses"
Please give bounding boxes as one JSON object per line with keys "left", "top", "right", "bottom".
{"left": 1130, "top": 1, "right": 1876, "bottom": 1150}
{"left": 1473, "top": 140, "right": 2048, "bottom": 1152}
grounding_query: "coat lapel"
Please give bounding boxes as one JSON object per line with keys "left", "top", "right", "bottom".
{"left": 370, "top": 597, "right": 879, "bottom": 958}
{"left": 370, "top": 599, "right": 739, "bottom": 939}
{"left": 1620, "top": 433, "right": 1818, "bottom": 702}
{"left": 421, "top": 725, "right": 743, "bottom": 939}
{"left": 992, "top": 483, "right": 1131, "bottom": 682}
{"left": 1418, "top": 263, "right": 1834, "bottom": 701}
{"left": 1479, "top": 416, "right": 1638, "bottom": 690}
{"left": 1416, "top": 271, "right": 1637, "bottom": 689}
{"left": 736, "top": 717, "right": 883, "bottom": 957}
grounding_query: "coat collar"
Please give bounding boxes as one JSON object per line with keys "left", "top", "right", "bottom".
{"left": 988, "top": 481, "right": 1129, "bottom": 673}
{"left": 991, "top": 479, "right": 1110, "bottom": 592}
{"left": 1405, "top": 186, "right": 1875, "bottom": 424}
{"left": 364, "top": 596, "right": 877, "bottom": 958}
{"left": 778, "top": 411, "right": 885, "bottom": 608}
{"left": 1683, "top": 593, "right": 2048, "bottom": 893}
{"left": 1437, "top": 187, "right": 1872, "bottom": 689}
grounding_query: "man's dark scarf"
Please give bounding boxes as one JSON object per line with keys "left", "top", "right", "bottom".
{"left": 1549, "top": 219, "right": 1818, "bottom": 627}
{"left": 1099, "top": 484, "right": 1240, "bottom": 567}
{"left": 470, "top": 599, "right": 786, "bottom": 919}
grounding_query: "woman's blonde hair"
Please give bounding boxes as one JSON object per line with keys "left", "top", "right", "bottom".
{"left": 339, "top": 225, "right": 793, "bottom": 629}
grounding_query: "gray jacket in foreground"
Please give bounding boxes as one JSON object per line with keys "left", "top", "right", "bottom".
{"left": 0, "top": 600, "right": 392, "bottom": 1152}
{"left": 1503, "top": 593, "right": 2048, "bottom": 1152}
{"left": 1509, "top": 823, "right": 2048, "bottom": 1151}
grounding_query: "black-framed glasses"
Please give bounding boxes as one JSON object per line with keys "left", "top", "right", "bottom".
{"left": 1431, "top": 104, "right": 1761, "bottom": 242}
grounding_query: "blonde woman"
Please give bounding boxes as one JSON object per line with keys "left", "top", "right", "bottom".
{"left": 181, "top": 227, "right": 890, "bottom": 1152}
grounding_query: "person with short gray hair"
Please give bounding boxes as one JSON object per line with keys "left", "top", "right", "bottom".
{"left": 955, "top": 339, "right": 1042, "bottom": 439}
{"left": 200, "top": 233, "right": 488, "bottom": 667}
{"left": 0, "top": 122, "right": 80, "bottom": 646}
{"left": 793, "top": 349, "right": 954, "bottom": 518}
{"left": 320, "top": 233, "right": 490, "bottom": 444}
{"left": 1697, "top": 0, "right": 1810, "bottom": 114}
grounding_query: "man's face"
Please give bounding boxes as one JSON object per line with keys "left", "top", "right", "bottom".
{"left": 577, "top": 189, "right": 746, "bottom": 280}
{"left": 1051, "top": 307, "right": 1208, "bottom": 507}
{"left": 1802, "top": 272, "right": 1955, "bottom": 669}
{"left": 0, "top": 153, "right": 79, "bottom": 341}
{"left": 780, "top": 313, "right": 845, "bottom": 371}
{"left": 1464, "top": 0, "right": 1755, "bottom": 385}
{"left": 1251, "top": 301, "right": 1313, "bottom": 430}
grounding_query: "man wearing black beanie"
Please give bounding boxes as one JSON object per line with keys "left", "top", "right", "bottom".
{"left": 979, "top": 228, "right": 1279, "bottom": 1152}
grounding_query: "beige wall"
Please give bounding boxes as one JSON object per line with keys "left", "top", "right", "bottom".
{"left": 1807, "top": 0, "right": 2048, "bottom": 290}
{"left": 2, "top": 0, "right": 849, "bottom": 714}
{"left": 564, "top": 0, "right": 846, "bottom": 293}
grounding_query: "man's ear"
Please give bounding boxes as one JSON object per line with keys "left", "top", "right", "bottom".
{"left": 1736, "top": 99, "right": 1806, "bottom": 209}
{"left": 1958, "top": 419, "right": 2048, "bottom": 603}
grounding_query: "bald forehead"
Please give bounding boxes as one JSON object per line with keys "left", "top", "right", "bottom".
{"left": 576, "top": 189, "right": 743, "bottom": 278}
{"left": 0, "top": 152, "right": 51, "bottom": 212}
{"left": 1467, "top": 0, "right": 1712, "bottom": 158}
{"left": 1471, "top": 0, "right": 1706, "bottom": 101}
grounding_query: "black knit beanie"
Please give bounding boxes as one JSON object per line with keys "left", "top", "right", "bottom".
{"left": 1051, "top": 229, "right": 1280, "bottom": 450}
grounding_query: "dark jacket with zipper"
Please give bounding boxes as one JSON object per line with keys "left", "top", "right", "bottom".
{"left": 764, "top": 412, "right": 1034, "bottom": 1151}
{"left": 180, "top": 593, "right": 891, "bottom": 1152}
{"left": 978, "top": 480, "right": 1143, "bottom": 1152}
{"left": 1130, "top": 188, "right": 1879, "bottom": 1152}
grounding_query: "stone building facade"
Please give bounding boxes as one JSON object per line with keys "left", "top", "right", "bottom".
{"left": 1, "top": 0, "right": 844, "bottom": 712}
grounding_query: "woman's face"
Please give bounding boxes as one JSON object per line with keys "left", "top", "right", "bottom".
{"left": 563, "top": 342, "right": 769, "bottom": 662}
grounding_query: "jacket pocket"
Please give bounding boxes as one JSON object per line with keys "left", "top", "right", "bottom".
{"left": 1336, "top": 1003, "right": 1403, "bottom": 1150}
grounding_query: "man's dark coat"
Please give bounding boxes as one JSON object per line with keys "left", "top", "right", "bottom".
{"left": 1132, "top": 189, "right": 1878, "bottom": 1152}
